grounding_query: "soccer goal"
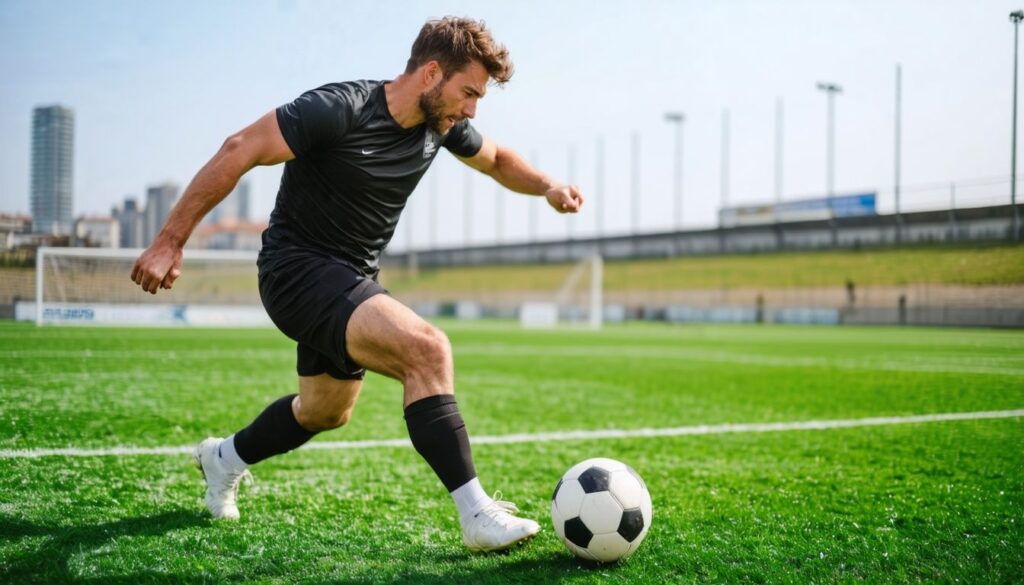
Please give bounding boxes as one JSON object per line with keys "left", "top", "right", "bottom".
{"left": 519, "top": 253, "right": 603, "bottom": 330}
{"left": 30, "top": 247, "right": 269, "bottom": 326}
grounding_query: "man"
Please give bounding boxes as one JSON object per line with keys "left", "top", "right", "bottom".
{"left": 130, "top": 17, "right": 583, "bottom": 553}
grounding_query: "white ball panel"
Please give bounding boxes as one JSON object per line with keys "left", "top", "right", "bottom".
{"left": 551, "top": 500, "right": 566, "bottom": 540}
{"left": 607, "top": 469, "right": 644, "bottom": 509}
{"left": 562, "top": 457, "right": 626, "bottom": 480}
{"left": 640, "top": 488, "right": 653, "bottom": 527}
{"left": 625, "top": 537, "right": 644, "bottom": 559}
{"left": 587, "top": 532, "right": 632, "bottom": 563}
{"left": 579, "top": 491, "right": 624, "bottom": 534}
{"left": 553, "top": 478, "right": 586, "bottom": 518}
{"left": 585, "top": 457, "right": 627, "bottom": 473}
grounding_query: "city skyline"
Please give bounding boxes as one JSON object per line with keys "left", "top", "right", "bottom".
{"left": 1, "top": 0, "right": 1022, "bottom": 250}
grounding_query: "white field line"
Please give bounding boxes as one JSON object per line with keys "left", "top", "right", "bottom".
{"left": 1, "top": 408, "right": 1021, "bottom": 460}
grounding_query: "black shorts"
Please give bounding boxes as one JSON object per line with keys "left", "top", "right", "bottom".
{"left": 258, "top": 252, "right": 386, "bottom": 380}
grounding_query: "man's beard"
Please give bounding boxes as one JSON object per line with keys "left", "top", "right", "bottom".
{"left": 418, "top": 83, "right": 450, "bottom": 135}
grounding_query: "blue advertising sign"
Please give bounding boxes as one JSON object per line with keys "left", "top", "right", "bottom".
{"left": 720, "top": 193, "right": 877, "bottom": 226}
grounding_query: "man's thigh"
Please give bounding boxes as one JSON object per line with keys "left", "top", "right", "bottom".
{"left": 345, "top": 294, "right": 452, "bottom": 402}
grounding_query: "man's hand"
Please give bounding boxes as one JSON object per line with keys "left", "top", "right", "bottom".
{"left": 131, "top": 236, "right": 183, "bottom": 295}
{"left": 545, "top": 184, "right": 585, "bottom": 214}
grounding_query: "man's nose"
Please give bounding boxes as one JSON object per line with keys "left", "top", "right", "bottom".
{"left": 463, "top": 98, "right": 477, "bottom": 119}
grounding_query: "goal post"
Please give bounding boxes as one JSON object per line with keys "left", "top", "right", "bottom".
{"left": 31, "top": 246, "right": 269, "bottom": 327}
{"left": 519, "top": 253, "right": 603, "bottom": 330}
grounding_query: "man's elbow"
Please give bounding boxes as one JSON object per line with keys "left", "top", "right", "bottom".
{"left": 216, "top": 134, "right": 258, "bottom": 173}
{"left": 220, "top": 133, "right": 244, "bottom": 151}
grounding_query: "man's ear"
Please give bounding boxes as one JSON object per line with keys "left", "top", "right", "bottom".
{"left": 423, "top": 61, "right": 444, "bottom": 88}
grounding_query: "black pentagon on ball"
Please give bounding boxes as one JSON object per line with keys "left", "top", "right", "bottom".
{"left": 617, "top": 508, "right": 645, "bottom": 542}
{"left": 552, "top": 478, "right": 563, "bottom": 501}
{"left": 577, "top": 466, "right": 611, "bottom": 493}
{"left": 564, "top": 516, "right": 593, "bottom": 548}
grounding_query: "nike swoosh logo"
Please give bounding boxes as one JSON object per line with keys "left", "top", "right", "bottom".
{"left": 361, "top": 148, "right": 377, "bottom": 155}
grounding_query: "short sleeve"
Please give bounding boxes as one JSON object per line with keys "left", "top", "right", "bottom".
{"left": 442, "top": 120, "right": 483, "bottom": 158}
{"left": 276, "top": 86, "right": 354, "bottom": 157}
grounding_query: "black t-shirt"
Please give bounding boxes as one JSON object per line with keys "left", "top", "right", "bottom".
{"left": 260, "top": 79, "right": 483, "bottom": 277}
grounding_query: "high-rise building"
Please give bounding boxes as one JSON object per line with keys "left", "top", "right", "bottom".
{"left": 31, "top": 105, "right": 75, "bottom": 235}
{"left": 236, "top": 179, "right": 250, "bottom": 222}
{"left": 113, "top": 196, "right": 145, "bottom": 248}
{"left": 144, "top": 181, "right": 179, "bottom": 245}
{"left": 209, "top": 179, "right": 250, "bottom": 224}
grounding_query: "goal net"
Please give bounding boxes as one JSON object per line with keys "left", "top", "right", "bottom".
{"left": 519, "top": 254, "right": 603, "bottom": 329}
{"left": 30, "top": 247, "right": 268, "bottom": 326}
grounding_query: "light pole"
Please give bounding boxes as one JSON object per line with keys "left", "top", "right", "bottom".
{"left": 894, "top": 64, "right": 903, "bottom": 244}
{"left": 595, "top": 137, "right": 604, "bottom": 250}
{"left": 567, "top": 143, "right": 576, "bottom": 240}
{"left": 429, "top": 169, "right": 438, "bottom": 250}
{"left": 664, "top": 112, "right": 685, "bottom": 231}
{"left": 631, "top": 132, "right": 641, "bottom": 235}
{"left": 529, "top": 151, "right": 539, "bottom": 242}
{"left": 719, "top": 109, "right": 730, "bottom": 252}
{"left": 495, "top": 182, "right": 504, "bottom": 245}
{"left": 774, "top": 98, "right": 784, "bottom": 203}
{"left": 463, "top": 167, "right": 473, "bottom": 246}
{"left": 1011, "top": 10, "right": 1023, "bottom": 241}
{"left": 817, "top": 81, "right": 842, "bottom": 245}
{"left": 721, "top": 109, "right": 730, "bottom": 210}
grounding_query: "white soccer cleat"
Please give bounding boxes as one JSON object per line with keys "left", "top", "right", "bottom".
{"left": 192, "top": 437, "right": 251, "bottom": 520}
{"left": 462, "top": 495, "right": 541, "bottom": 552}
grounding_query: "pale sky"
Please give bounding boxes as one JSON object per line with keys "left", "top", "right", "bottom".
{"left": 1, "top": 0, "right": 1021, "bottom": 250}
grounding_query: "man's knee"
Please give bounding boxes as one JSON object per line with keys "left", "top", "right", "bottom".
{"left": 406, "top": 323, "right": 452, "bottom": 377}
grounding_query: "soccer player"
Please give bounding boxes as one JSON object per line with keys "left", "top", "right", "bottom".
{"left": 130, "top": 17, "right": 583, "bottom": 552}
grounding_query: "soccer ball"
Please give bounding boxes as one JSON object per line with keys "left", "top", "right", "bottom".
{"left": 550, "top": 457, "right": 653, "bottom": 563}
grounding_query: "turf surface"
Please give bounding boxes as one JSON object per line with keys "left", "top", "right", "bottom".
{"left": 1, "top": 321, "right": 1022, "bottom": 583}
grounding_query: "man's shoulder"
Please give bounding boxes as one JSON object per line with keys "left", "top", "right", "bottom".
{"left": 307, "top": 80, "right": 383, "bottom": 112}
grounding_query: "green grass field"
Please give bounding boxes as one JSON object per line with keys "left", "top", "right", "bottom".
{"left": 1, "top": 321, "right": 1022, "bottom": 583}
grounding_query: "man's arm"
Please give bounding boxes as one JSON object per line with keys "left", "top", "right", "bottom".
{"left": 458, "top": 136, "right": 584, "bottom": 214}
{"left": 130, "top": 111, "right": 294, "bottom": 294}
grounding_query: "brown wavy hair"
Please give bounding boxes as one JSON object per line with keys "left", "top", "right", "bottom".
{"left": 405, "top": 17, "right": 514, "bottom": 85}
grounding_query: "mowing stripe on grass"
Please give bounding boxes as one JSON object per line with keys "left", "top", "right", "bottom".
{"left": 3, "top": 346, "right": 1021, "bottom": 376}
{"left": 2, "top": 409, "right": 1021, "bottom": 459}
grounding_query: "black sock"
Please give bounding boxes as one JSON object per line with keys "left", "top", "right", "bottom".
{"left": 404, "top": 394, "right": 477, "bottom": 492}
{"left": 233, "top": 394, "right": 316, "bottom": 465}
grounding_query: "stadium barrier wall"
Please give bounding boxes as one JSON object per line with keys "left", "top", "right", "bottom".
{"left": 13, "top": 297, "right": 1024, "bottom": 329}
{"left": 383, "top": 204, "right": 1020, "bottom": 269}
{"left": 840, "top": 306, "right": 1024, "bottom": 328}
{"left": 15, "top": 302, "right": 271, "bottom": 327}
{"left": 403, "top": 300, "right": 1024, "bottom": 328}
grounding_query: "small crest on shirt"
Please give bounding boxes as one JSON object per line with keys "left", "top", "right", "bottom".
{"left": 423, "top": 130, "right": 439, "bottom": 159}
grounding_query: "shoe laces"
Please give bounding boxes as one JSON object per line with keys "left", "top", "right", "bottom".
{"left": 474, "top": 491, "right": 521, "bottom": 527}
{"left": 217, "top": 469, "right": 253, "bottom": 501}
